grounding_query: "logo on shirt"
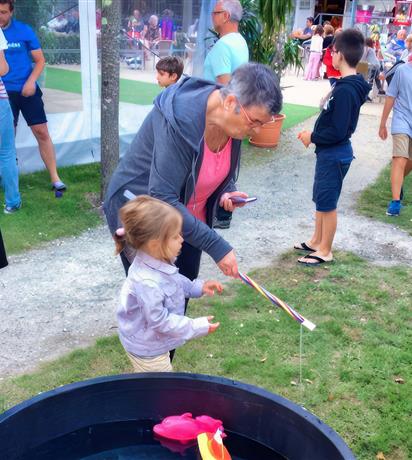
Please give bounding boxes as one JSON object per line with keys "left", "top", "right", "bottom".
{"left": 6, "top": 42, "right": 22, "bottom": 48}
{"left": 323, "top": 95, "right": 333, "bottom": 111}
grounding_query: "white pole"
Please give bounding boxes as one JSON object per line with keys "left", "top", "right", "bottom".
{"left": 79, "top": 0, "right": 99, "bottom": 153}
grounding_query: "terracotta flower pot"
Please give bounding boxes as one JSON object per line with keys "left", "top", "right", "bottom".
{"left": 249, "top": 114, "right": 286, "bottom": 148}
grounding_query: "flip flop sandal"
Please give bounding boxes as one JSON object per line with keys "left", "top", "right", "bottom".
{"left": 294, "top": 242, "right": 316, "bottom": 252}
{"left": 298, "top": 254, "right": 333, "bottom": 266}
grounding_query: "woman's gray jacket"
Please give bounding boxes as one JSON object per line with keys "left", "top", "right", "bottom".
{"left": 104, "top": 76, "right": 241, "bottom": 263}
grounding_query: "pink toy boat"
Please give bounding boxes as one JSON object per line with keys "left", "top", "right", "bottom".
{"left": 153, "top": 412, "right": 224, "bottom": 442}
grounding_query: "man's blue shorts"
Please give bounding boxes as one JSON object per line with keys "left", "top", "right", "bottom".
{"left": 7, "top": 86, "right": 48, "bottom": 127}
{"left": 313, "top": 144, "right": 353, "bottom": 212}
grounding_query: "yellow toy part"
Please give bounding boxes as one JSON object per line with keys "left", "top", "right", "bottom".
{"left": 197, "top": 430, "right": 232, "bottom": 460}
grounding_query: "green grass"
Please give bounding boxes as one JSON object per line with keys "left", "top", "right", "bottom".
{"left": 44, "top": 66, "right": 162, "bottom": 105}
{"left": 358, "top": 164, "right": 412, "bottom": 236}
{"left": 44, "top": 67, "right": 82, "bottom": 94}
{"left": 1, "top": 252, "right": 411, "bottom": 460}
{"left": 0, "top": 163, "right": 101, "bottom": 254}
{"left": 282, "top": 103, "right": 318, "bottom": 129}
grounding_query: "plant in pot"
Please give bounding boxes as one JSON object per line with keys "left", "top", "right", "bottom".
{"left": 240, "top": 0, "right": 302, "bottom": 148}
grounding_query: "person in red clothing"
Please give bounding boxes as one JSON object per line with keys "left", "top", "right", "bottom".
{"left": 323, "top": 32, "right": 342, "bottom": 86}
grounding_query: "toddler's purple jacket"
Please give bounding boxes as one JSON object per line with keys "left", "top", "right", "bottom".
{"left": 117, "top": 250, "right": 210, "bottom": 357}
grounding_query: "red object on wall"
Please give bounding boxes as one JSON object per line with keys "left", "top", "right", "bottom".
{"left": 394, "top": 1, "right": 412, "bottom": 26}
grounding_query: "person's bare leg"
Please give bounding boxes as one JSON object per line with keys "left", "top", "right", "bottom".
{"left": 30, "top": 123, "right": 61, "bottom": 184}
{"left": 391, "top": 156, "right": 408, "bottom": 200}
{"left": 307, "top": 211, "right": 323, "bottom": 249}
{"left": 299, "top": 210, "right": 336, "bottom": 263}
{"left": 404, "top": 158, "right": 412, "bottom": 178}
{"left": 317, "top": 210, "right": 336, "bottom": 258}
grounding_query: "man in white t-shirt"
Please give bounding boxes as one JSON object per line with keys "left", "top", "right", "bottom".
{"left": 203, "top": 0, "right": 248, "bottom": 85}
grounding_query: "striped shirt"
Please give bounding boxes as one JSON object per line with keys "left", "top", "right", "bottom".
{"left": 0, "top": 78, "right": 8, "bottom": 99}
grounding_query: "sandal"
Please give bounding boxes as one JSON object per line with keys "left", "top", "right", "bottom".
{"left": 294, "top": 242, "right": 316, "bottom": 252}
{"left": 298, "top": 254, "right": 333, "bottom": 266}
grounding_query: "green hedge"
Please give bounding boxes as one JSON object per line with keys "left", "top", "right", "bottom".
{"left": 38, "top": 29, "right": 81, "bottom": 65}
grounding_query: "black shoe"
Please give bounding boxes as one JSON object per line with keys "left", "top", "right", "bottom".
{"left": 378, "top": 90, "right": 386, "bottom": 95}
{"left": 213, "top": 218, "right": 231, "bottom": 229}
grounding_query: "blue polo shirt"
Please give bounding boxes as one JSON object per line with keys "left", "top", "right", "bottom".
{"left": 1, "top": 19, "right": 41, "bottom": 92}
{"left": 387, "top": 63, "right": 412, "bottom": 137}
{"left": 203, "top": 32, "right": 249, "bottom": 82}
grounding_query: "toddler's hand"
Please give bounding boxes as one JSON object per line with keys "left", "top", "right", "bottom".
{"left": 297, "top": 130, "right": 312, "bottom": 148}
{"left": 203, "top": 280, "right": 223, "bottom": 296}
{"left": 207, "top": 316, "right": 220, "bottom": 334}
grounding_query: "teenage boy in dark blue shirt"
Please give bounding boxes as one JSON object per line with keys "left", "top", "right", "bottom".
{"left": 296, "top": 29, "right": 370, "bottom": 265}
{"left": 0, "top": 0, "right": 65, "bottom": 191}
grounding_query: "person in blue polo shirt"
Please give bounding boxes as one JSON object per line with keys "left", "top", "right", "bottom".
{"left": 0, "top": 0, "right": 65, "bottom": 191}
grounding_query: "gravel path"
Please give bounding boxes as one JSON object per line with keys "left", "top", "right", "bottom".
{"left": 1, "top": 114, "right": 411, "bottom": 377}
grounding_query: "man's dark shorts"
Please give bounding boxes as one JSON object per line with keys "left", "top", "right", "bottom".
{"left": 313, "top": 143, "right": 353, "bottom": 212}
{"left": 7, "top": 86, "right": 47, "bottom": 127}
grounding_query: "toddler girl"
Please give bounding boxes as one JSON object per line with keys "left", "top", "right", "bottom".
{"left": 304, "top": 25, "right": 324, "bottom": 81}
{"left": 115, "top": 195, "right": 222, "bottom": 373}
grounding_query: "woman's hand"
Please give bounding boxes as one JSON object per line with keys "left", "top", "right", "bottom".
{"left": 217, "top": 250, "right": 239, "bottom": 278}
{"left": 207, "top": 316, "right": 220, "bottom": 334}
{"left": 202, "top": 280, "right": 223, "bottom": 296}
{"left": 219, "top": 192, "right": 249, "bottom": 212}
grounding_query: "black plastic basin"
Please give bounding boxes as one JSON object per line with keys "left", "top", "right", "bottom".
{"left": 0, "top": 373, "right": 356, "bottom": 459}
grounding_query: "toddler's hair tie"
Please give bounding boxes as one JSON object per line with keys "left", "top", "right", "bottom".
{"left": 115, "top": 227, "right": 125, "bottom": 237}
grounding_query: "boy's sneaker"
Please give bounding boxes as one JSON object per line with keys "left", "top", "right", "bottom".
{"left": 386, "top": 200, "right": 402, "bottom": 216}
{"left": 4, "top": 202, "right": 22, "bottom": 214}
{"left": 52, "top": 181, "right": 66, "bottom": 191}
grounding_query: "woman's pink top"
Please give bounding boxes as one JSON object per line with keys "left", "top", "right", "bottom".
{"left": 186, "top": 138, "right": 232, "bottom": 222}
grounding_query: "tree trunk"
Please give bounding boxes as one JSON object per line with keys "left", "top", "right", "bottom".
{"left": 100, "top": 0, "right": 121, "bottom": 200}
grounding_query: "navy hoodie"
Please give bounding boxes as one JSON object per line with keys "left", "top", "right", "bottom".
{"left": 311, "top": 75, "right": 370, "bottom": 153}
{"left": 104, "top": 77, "right": 241, "bottom": 263}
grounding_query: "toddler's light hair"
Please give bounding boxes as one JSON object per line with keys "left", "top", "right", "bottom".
{"left": 115, "top": 195, "right": 182, "bottom": 262}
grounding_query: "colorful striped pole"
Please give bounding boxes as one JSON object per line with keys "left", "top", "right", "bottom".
{"left": 239, "top": 272, "right": 316, "bottom": 331}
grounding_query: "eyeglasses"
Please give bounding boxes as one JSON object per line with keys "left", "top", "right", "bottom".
{"left": 211, "top": 10, "right": 226, "bottom": 15}
{"left": 238, "top": 100, "right": 274, "bottom": 127}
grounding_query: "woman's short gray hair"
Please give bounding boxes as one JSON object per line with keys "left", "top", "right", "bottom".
{"left": 220, "top": 63, "right": 283, "bottom": 115}
{"left": 219, "top": 0, "right": 243, "bottom": 22}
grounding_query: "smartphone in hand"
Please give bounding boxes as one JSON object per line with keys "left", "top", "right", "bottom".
{"left": 229, "top": 196, "right": 257, "bottom": 204}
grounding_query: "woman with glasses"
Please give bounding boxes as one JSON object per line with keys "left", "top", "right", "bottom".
{"left": 104, "top": 63, "right": 282, "bottom": 297}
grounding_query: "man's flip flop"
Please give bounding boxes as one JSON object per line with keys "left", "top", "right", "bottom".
{"left": 298, "top": 254, "right": 333, "bottom": 266}
{"left": 294, "top": 242, "right": 316, "bottom": 252}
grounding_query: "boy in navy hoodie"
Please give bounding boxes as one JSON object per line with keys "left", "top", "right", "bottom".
{"left": 296, "top": 29, "right": 370, "bottom": 265}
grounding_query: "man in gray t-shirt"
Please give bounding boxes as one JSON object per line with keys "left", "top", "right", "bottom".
{"left": 379, "top": 56, "right": 412, "bottom": 216}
